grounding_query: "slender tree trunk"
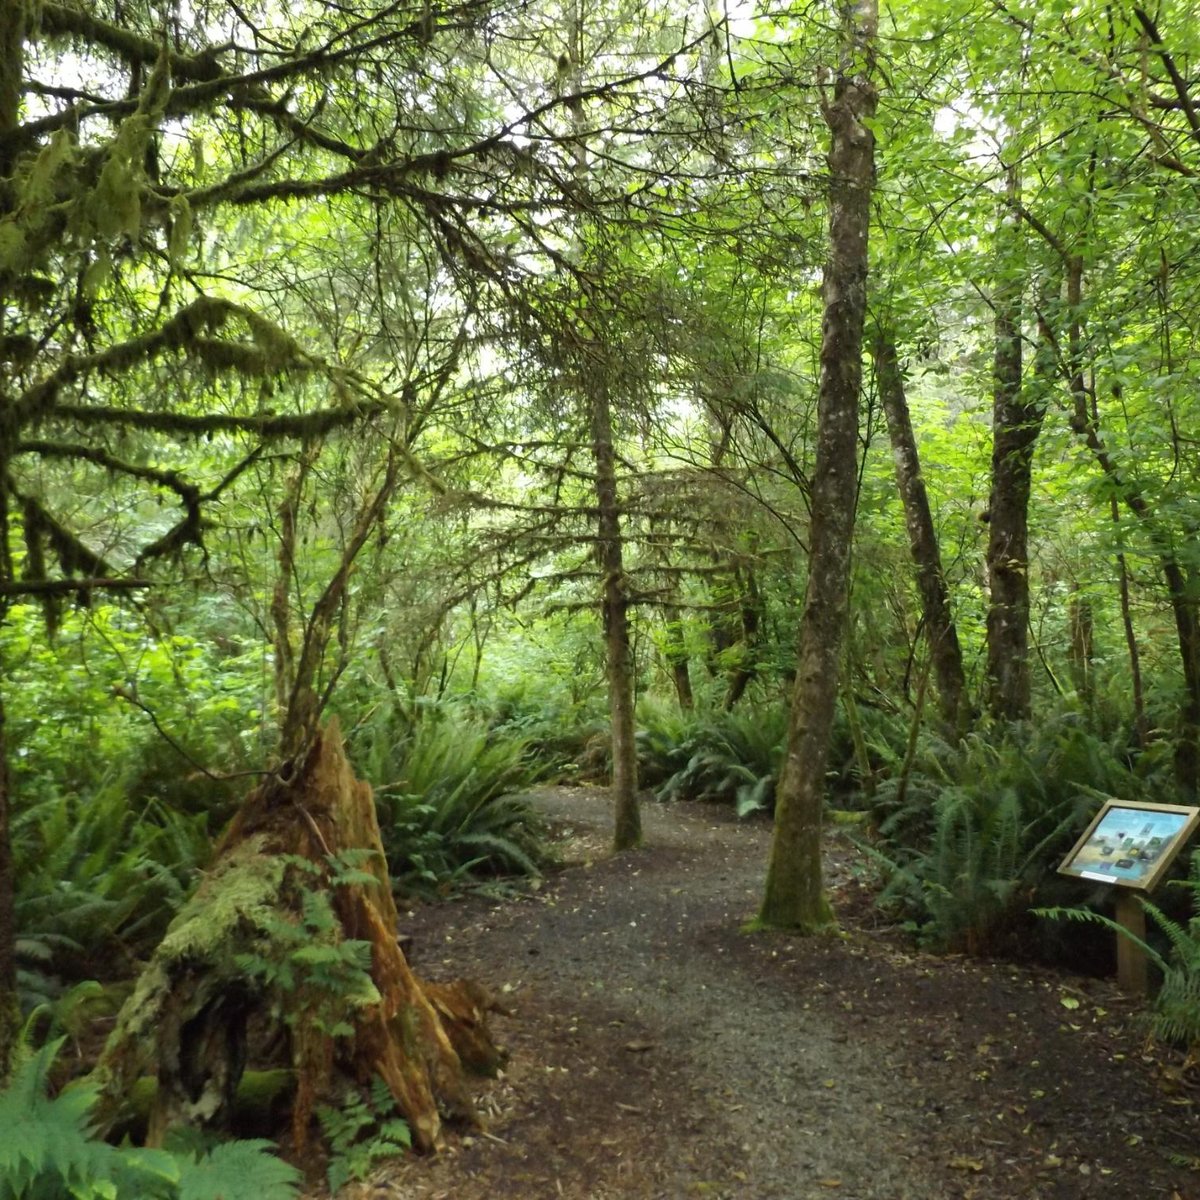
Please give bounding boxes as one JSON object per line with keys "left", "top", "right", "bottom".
{"left": 279, "top": 447, "right": 402, "bottom": 758}
{"left": 0, "top": 689, "right": 16, "bottom": 1081}
{"left": 723, "top": 571, "right": 763, "bottom": 711}
{"left": 985, "top": 175, "right": 1041, "bottom": 722}
{"left": 1067, "top": 586, "right": 1095, "bottom": 707}
{"left": 0, "top": 1, "right": 24, "bottom": 181}
{"left": 1110, "top": 494, "right": 1148, "bottom": 747}
{"left": 592, "top": 382, "right": 641, "bottom": 850}
{"left": 663, "top": 614, "right": 695, "bottom": 714}
{"left": 757, "top": 0, "right": 876, "bottom": 932}
{"left": 841, "top": 652, "right": 875, "bottom": 798}
{"left": 0, "top": 0, "right": 25, "bottom": 1084}
{"left": 671, "top": 659, "right": 695, "bottom": 712}
{"left": 873, "top": 334, "right": 969, "bottom": 732}
{"left": 1065, "top": 260, "right": 1199, "bottom": 784}
{"left": 565, "top": 0, "right": 640, "bottom": 849}
{"left": 270, "top": 446, "right": 317, "bottom": 727}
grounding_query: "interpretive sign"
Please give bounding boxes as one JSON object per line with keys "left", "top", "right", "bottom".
{"left": 1058, "top": 799, "right": 1200, "bottom": 892}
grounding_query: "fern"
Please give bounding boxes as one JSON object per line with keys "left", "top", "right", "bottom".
{"left": 867, "top": 715, "right": 1172, "bottom": 954}
{"left": 176, "top": 1140, "right": 302, "bottom": 1200}
{"left": 646, "top": 707, "right": 785, "bottom": 814}
{"left": 13, "top": 786, "right": 210, "bottom": 1006}
{"left": 368, "top": 708, "right": 546, "bottom": 892}
{"left": 0, "top": 1040, "right": 301, "bottom": 1200}
{"left": 318, "top": 1077, "right": 412, "bottom": 1194}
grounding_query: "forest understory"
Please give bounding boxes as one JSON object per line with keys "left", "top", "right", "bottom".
{"left": 12, "top": 2, "right": 1200, "bottom": 1196}
{"left": 368, "top": 786, "right": 1200, "bottom": 1200}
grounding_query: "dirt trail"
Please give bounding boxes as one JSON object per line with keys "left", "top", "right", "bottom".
{"left": 377, "top": 787, "right": 1199, "bottom": 1200}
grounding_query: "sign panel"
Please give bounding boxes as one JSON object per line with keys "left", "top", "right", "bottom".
{"left": 1058, "top": 799, "right": 1200, "bottom": 892}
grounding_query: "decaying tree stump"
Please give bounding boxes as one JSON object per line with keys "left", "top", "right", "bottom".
{"left": 92, "top": 719, "right": 504, "bottom": 1152}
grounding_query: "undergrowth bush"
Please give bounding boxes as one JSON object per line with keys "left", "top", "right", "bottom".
{"left": 14, "top": 787, "right": 209, "bottom": 1011}
{"left": 637, "top": 701, "right": 787, "bottom": 816}
{"left": 0, "top": 1039, "right": 300, "bottom": 1200}
{"left": 867, "top": 714, "right": 1175, "bottom": 956}
{"left": 353, "top": 708, "right": 548, "bottom": 894}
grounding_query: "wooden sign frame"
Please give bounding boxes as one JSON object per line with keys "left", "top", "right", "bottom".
{"left": 1058, "top": 799, "right": 1200, "bottom": 892}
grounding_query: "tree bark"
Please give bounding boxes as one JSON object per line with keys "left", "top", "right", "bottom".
{"left": 0, "top": 690, "right": 16, "bottom": 1081}
{"left": 985, "top": 176, "right": 1041, "bottom": 723}
{"left": 0, "top": 0, "right": 25, "bottom": 1085}
{"left": 592, "top": 382, "right": 642, "bottom": 850}
{"left": 723, "top": 570, "right": 763, "bottom": 711}
{"left": 1110, "top": 494, "right": 1148, "bottom": 747}
{"left": 0, "top": 0, "right": 24, "bottom": 180}
{"left": 1067, "top": 586, "right": 1095, "bottom": 707}
{"left": 872, "top": 334, "right": 969, "bottom": 733}
{"left": 757, "top": 0, "right": 876, "bottom": 932}
{"left": 565, "top": 0, "right": 641, "bottom": 850}
{"left": 662, "top": 610, "right": 695, "bottom": 713}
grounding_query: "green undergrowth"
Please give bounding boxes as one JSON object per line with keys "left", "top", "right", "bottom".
{"left": 0, "top": 1040, "right": 300, "bottom": 1200}
{"left": 862, "top": 713, "right": 1178, "bottom": 958}
{"left": 14, "top": 786, "right": 210, "bottom": 1013}
{"left": 636, "top": 699, "right": 787, "bottom": 816}
{"left": 351, "top": 706, "right": 550, "bottom": 894}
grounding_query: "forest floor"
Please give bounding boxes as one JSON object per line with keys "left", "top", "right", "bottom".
{"left": 366, "top": 786, "right": 1199, "bottom": 1200}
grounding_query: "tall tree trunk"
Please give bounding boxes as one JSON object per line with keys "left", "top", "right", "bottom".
{"left": 592, "top": 382, "right": 642, "bottom": 850}
{"left": 566, "top": 0, "right": 640, "bottom": 849}
{"left": 1067, "top": 585, "right": 1095, "bottom": 708}
{"left": 985, "top": 174, "right": 1041, "bottom": 722}
{"left": 662, "top": 609, "right": 695, "bottom": 713}
{"left": 279, "top": 446, "right": 401, "bottom": 758}
{"left": 757, "top": 0, "right": 876, "bottom": 932}
{"left": 872, "top": 334, "right": 969, "bottom": 733}
{"left": 0, "top": 1, "right": 24, "bottom": 181}
{"left": 671, "top": 658, "right": 695, "bottom": 712}
{"left": 0, "top": 0, "right": 25, "bottom": 1084}
{"left": 0, "top": 690, "right": 16, "bottom": 1080}
{"left": 1110, "top": 493, "right": 1148, "bottom": 747}
{"left": 1064, "top": 259, "right": 1198, "bottom": 784}
{"left": 723, "top": 570, "right": 763, "bottom": 711}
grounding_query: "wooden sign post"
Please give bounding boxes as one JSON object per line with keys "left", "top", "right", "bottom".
{"left": 1058, "top": 799, "right": 1200, "bottom": 998}
{"left": 1113, "top": 892, "right": 1148, "bottom": 997}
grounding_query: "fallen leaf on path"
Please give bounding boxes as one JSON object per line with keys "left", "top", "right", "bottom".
{"left": 949, "top": 1157, "right": 984, "bottom": 1172}
{"left": 624, "top": 1040, "right": 655, "bottom": 1053}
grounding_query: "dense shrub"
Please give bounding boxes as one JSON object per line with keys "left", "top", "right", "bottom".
{"left": 352, "top": 707, "right": 548, "bottom": 893}
{"left": 636, "top": 701, "right": 787, "bottom": 816}
{"left": 14, "top": 788, "right": 210, "bottom": 1011}
{"left": 866, "top": 714, "right": 1177, "bottom": 957}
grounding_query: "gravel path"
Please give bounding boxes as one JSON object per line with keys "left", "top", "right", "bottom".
{"left": 370, "top": 786, "right": 1199, "bottom": 1200}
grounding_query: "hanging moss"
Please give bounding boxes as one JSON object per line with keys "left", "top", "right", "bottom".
{"left": 166, "top": 194, "right": 192, "bottom": 267}
{"left": 21, "top": 126, "right": 77, "bottom": 209}
{"left": 244, "top": 311, "right": 303, "bottom": 374}
{"left": 0, "top": 221, "right": 28, "bottom": 275}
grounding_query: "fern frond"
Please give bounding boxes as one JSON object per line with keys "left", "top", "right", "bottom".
{"left": 177, "top": 1139, "right": 302, "bottom": 1200}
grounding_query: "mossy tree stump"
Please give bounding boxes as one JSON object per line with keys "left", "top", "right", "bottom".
{"left": 93, "top": 719, "right": 503, "bottom": 1152}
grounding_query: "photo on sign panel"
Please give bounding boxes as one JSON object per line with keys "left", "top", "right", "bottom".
{"left": 1058, "top": 801, "right": 1200, "bottom": 891}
